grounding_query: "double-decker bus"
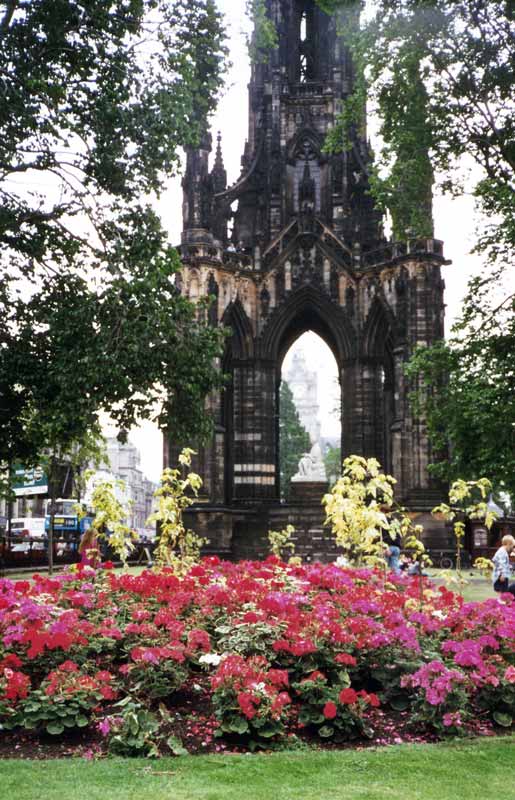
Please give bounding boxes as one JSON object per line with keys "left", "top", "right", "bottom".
{"left": 44, "top": 499, "right": 94, "bottom": 540}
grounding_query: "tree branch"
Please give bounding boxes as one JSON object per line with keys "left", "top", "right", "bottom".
{"left": 0, "top": 0, "right": 19, "bottom": 36}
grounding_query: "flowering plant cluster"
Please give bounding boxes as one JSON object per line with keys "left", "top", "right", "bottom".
{"left": 293, "top": 669, "right": 379, "bottom": 741}
{"left": 2, "top": 660, "right": 117, "bottom": 735}
{"left": 0, "top": 557, "right": 514, "bottom": 753}
{"left": 210, "top": 654, "right": 291, "bottom": 744}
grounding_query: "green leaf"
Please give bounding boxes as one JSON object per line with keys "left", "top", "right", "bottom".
{"left": 46, "top": 722, "right": 65, "bottom": 735}
{"left": 221, "top": 716, "right": 249, "bottom": 735}
{"left": 167, "top": 736, "right": 189, "bottom": 756}
{"left": 389, "top": 695, "right": 410, "bottom": 711}
{"left": 76, "top": 715, "right": 89, "bottom": 728}
{"left": 493, "top": 711, "right": 513, "bottom": 728}
{"left": 318, "top": 725, "right": 335, "bottom": 738}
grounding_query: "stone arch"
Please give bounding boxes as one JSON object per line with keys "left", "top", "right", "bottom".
{"left": 259, "top": 284, "right": 356, "bottom": 366}
{"left": 287, "top": 127, "right": 324, "bottom": 163}
{"left": 362, "top": 295, "right": 396, "bottom": 361}
{"left": 361, "top": 296, "right": 397, "bottom": 473}
{"left": 221, "top": 299, "right": 254, "bottom": 363}
{"left": 187, "top": 269, "right": 200, "bottom": 300}
{"left": 256, "top": 285, "right": 356, "bottom": 497}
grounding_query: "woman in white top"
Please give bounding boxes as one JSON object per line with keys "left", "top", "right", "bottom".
{"left": 492, "top": 535, "right": 515, "bottom": 597}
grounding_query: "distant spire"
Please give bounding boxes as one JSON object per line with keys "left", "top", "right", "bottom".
{"left": 211, "top": 131, "right": 227, "bottom": 192}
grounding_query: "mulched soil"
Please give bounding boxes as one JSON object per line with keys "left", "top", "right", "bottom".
{"left": 0, "top": 676, "right": 502, "bottom": 760}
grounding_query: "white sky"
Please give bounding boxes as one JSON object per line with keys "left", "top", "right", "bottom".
{"left": 129, "top": 0, "right": 486, "bottom": 479}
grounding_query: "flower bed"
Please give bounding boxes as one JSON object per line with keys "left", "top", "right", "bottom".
{"left": 0, "top": 558, "right": 514, "bottom": 757}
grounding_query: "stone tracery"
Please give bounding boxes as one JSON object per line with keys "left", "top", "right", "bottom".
{"left": 169, "top": 0, "right": 448, "bottom": 559}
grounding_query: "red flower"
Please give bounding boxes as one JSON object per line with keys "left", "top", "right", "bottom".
{"left": 0, "top": 654, "right": 23, "bottom": 670}
{"left": 237, "top": 691, "right": 257, "bottom": 720}
{"left": 2, "top": 669, "right": 31, "bottom": 703}
{"left": 60, "top": 660, "right": 79, "bottom": 673}
{"left": 335, "top": 653, "right": 357, "bottom": 666}
{"left": 367, "top": 693, "right": 380, "bottom": 707}
{"left": 323, "top": 701, "right": 338, "bottom": 719}
{"left": 339, "top": 688, "right": 358, "bottom": 705}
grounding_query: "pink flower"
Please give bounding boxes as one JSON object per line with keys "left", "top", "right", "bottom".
{"left": 505, "top": 666, "right": 515, "bottom": 683}
{"left": 443, "top": 712, "right": 463, "bottom": 727}
{"left": 98, "top": 718, "right": 111, "bottom": 737}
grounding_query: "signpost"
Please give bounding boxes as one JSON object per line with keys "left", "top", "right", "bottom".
{"left": 12, "top": 465, "right": 48, "bottom": 496}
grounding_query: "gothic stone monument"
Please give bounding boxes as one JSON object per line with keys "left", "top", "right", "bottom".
{"left": 165, "top": 0, "right": 449, "bottom": 560}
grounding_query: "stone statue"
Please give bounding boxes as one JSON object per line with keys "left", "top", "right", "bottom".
{"left": 292, "top": 442, "right": 327, "bottom": 483}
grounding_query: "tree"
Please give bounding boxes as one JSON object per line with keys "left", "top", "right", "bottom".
{"left": 319, "top": 0, "right": 513, "bottom": 258}
{"left": 406, "top": 337, "right": 515, "bottom": 502}
{"left": 0, "top": 0, "right": 228, "bottom": 472}
{"left": 279, "top": 381, "right": 311, "bottom": 498}
{"left": 323, "top": 445, "right": 341, "bottom": 487}
{"left": 318, "top": 0, "right": 514, "bottom": 495}
{"left": 323, "top": 455, "right": 427, "bottom": 572}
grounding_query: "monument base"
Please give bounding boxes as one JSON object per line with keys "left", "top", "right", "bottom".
{"left": 289, "top": 480, "right": 329, "bottom": 504}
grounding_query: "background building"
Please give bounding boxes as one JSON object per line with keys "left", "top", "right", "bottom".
{"left": 286, "top": 350, "right": 321, "bottom": 445}
{"left": 90, "top": 438, "right": 157, "bottom": 533}
{"left": 1, "top": 439, "right": 157, "bottom": 535}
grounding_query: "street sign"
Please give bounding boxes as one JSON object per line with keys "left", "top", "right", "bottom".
{"left": 12, "top": 465, "right": 48, "bottom": 496}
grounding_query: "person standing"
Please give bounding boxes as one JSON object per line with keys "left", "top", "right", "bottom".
{"left": 383, "top": 530, "right": 402, "bottom": 575}
{"left": 492, "top": 535, "right": 515, "bottom": 597}
{"left": 78, "top": 528, "right": 100, "bottom": 568}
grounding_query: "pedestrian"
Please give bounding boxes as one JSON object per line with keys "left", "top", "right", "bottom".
{"left": 492, "top": 534, "right": 515, "bottom": 597}
{"left": 78, "top": 528, "right": 100, "bottom": 568}
{"left": 383, "top": 530, "right": 402, "bottom": 574}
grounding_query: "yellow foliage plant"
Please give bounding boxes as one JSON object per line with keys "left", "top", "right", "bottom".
{"left": 432, "top": 478, "right": 499, "bottom": 594}
{"left": 268, "top": 524, "right": 296, "bottom": 561}
{"left": 147, "top": 449, "right": 207, "bottom": 574}
{"left": 79, "top": 473, "right": 137, "bottom": 567}
{"left": 323, "top": 455, "right": 429, "bottom": 577}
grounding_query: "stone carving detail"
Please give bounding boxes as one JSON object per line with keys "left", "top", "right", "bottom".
{"left": 292, "top": 443, "right": 327, "bottom": 483}
{"left": 207, "top": 272, "right": 219, "bottom": 326}
{"left": 172, "top": 0, "right": 447, "bottom": 556}
{"left": 260, "top": 285, "right": 271, "bottom": 318}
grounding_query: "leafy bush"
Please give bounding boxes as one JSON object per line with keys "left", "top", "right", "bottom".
{"left": 3, "top": 661, "right": 117, "bottom": 735}
{"left": 210, "top": 655, "right": 291, "bottom": 746}
{"left": 102, "top": 700, "right": 187, "bottom": 758}
{"left": 293, "top": 671, "right": 378, "bottom": 741}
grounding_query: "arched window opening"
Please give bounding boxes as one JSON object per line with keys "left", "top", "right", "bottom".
{"left": 279, "top": 332, "right": 341, "bottom": 498}
{"left": 298, "top": 5, "right": 315, "bottom": 82}
{"left": 300, "top": 11, "right": 307, "bottom": 43}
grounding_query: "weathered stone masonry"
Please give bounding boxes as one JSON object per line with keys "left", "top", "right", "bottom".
{"left": 165, "top": 0, "right": 450, "bottom": 559}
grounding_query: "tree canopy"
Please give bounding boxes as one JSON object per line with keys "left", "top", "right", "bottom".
{"left": 279, "top": 381, "right": 311, "bottom": 499}
{"left": 0, "top": 0, "right": 228, "bottom": 471}
{"left": 318, "top": 0, "right": 514, "bottom": 498}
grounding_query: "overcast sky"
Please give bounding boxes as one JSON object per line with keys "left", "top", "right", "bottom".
{"left": 129, "top": 0, "right": 486, "bottom": 480}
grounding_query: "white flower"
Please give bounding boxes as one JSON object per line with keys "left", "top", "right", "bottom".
{"left": 432, "top": 610, "right": 447, "bottom": 620}
{"left": 198, "top": 653, "right": 222, "bottom": 666}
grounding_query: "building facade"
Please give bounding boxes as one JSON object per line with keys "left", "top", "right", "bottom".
{"left": 98, "top": 438, "right": 157, "bottom": 532}
{"left": 285, "top": 350, "right": 321, "bottom": 445}
{"left": 166, "top": 0, "right": 448, "bottom": 559}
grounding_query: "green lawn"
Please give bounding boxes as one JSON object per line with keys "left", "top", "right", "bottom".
{"left": 427, "top": 571, "right": 493, "bottom": 603}
{"left": 2, "top": 738, "right": 514, "bottom": 800}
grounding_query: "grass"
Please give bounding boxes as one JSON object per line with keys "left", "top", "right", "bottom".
{"left": 2, "top": 737, "right": 514, "bottom": 800}
{"left": 427, "top": 570, "right": 493, "bottom": 603}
